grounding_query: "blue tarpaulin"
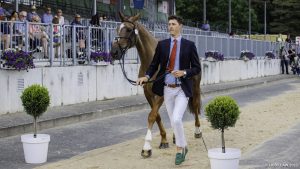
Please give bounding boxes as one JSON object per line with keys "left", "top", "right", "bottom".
{"left": 134, "top": 0, "right": 144, "bottom": 9}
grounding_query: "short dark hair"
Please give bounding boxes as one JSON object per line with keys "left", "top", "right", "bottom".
{"left": 168, "top": 15, "right": 183, "bottom": 25}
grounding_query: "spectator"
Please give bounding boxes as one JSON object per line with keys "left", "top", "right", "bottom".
{"left": 201, "top": 20, "right": 210, "bottom": 31}
{"left": 279, "top": 46, "right": 289, "bottom": 74}
{"left": 285, "top": 34, "right": 292, "bottom": 43}
{"left": 56, "top": 9, "right": 64, "bottom": 25}
{"left": 1, "top": 16, "right": 13, "bottom": 49}
{"left": 29, "top": 15, "right": 49, "bottom": 58}
{"left": 71, "top": 14, "right": 82, "bottom": 26}
{"left": 42, "top": 7, "right": 53, "bottom": 24}
{"left": 10, "top": 11, "right": 18, "bottom": 21}
{"left": 90, "top": 13, "right": 104, "bottom": 50}
{"left": 285, "top": 34, "right": 292, "bottom": 49}
{"left": 0, "top": 2, "right": 9, "bottom": 20}
{"left": 70, "top": 14, "right": 83, "bottom": 43}
{"left": 90, "top": 13, "right": 100, "bottom": 26}
{"left": 71, "top": 14, "right": 85, "bottom": 59}
{"left": 229, "top": 31, "right": 235, "bottom": 38}
{"left": 52, "top": 16, "right": 61, "bottom": 58}
{"left": 71, "top": 14, "right": 83, "bottom": 40}
{"left": 15, "top": 11, "right": 27, "bottom": 49}
{"left": 288, "top": 49, "right": 297, "bottom": 74}
{"left": 27, "top": 5, "right": 39, "bottom": 22}
{"left": 102, "top": 14, "right": 107, "bottom": 21}
{"left": 0, "top": 3, "right": 5, "bottom": 16}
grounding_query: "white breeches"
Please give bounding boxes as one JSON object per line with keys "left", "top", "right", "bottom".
{"left": 164, "top": 86, "right": 189, "bottom": 148}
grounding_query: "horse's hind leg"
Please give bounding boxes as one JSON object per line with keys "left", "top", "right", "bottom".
{"left": 193, "top": 77, "right": 202, "bottom": 138}
{"left": 156, "top": 112, "right": 169, "bottom": 149}
{"left": 194, "top": 112, "right": 202, "bottom": 138}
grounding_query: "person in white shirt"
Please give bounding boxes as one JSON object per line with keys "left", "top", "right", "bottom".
{"left": 56, "top": 9, "right": 64, "bottom": 25}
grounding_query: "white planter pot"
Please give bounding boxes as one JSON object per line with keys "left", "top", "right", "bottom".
{"left": 21, "top": 134, "right": 50, "bottom": 164}
{"left": 208, "top": 148, "right": 241, "bottom": 169}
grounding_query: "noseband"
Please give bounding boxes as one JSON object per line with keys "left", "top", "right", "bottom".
{"left": 114, "top": 20, "right": 138, "bottom": 54}
{"left": 113, "top": 20, "right": 140, "bottom": 85}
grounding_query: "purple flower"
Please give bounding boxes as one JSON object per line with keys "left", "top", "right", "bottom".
{"left": 240, "top": 51, "right": 255, "bottom": 60}
{"left": 205, "top": 51, "right": 224, "bottom": 61}
{"left": 265, "top": 51, "right": 275, "bottom": 59}
{"left": 1, "top": 50, "right": 35, "bottom": 71}
{"left": 90, "top": 51, "right": 112, "bottom": 63}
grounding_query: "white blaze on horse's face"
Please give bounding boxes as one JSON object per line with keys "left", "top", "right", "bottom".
{"left": 168, "top": 19, "right": 182, "bottom": 38}
{"left": 119, "top": 23, "right": 125, "bottom": 34}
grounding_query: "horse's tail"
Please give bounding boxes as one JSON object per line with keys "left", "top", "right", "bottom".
{"left": 188, "top": 74, "right": 202, "bottom": 115}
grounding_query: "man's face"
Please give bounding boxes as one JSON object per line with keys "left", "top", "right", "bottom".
{"left": 19, "top": 14, "right": 26, "bottom": 21}
{"left": 168, "top": 19, "right": 182, "bottom": 37}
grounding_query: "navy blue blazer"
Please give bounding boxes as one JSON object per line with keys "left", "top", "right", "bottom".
{"left": 146, "top": 38, "right": 201, "bottom": 97}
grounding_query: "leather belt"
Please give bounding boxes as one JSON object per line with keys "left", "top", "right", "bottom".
{"left": 165, "top": 84, "right": 180, "bottom": 88}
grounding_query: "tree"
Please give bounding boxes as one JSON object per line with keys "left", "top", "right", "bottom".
{"left": 269, "top": 0, "right": 300, "bottom": 37}
{"left": 176, "top": 0, "right": 260, "bottom": 34}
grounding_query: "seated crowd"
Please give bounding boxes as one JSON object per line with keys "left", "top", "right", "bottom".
{"left": 0, "top": 3, "right": 110, "bottom": 59}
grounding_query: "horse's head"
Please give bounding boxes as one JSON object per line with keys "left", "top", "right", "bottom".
{"left": 110, "top": 12, "right": 140, "bottom": 60}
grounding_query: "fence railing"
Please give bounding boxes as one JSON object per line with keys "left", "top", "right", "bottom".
{"left": 0, "top": 20, "right": 287, "bottom": 68}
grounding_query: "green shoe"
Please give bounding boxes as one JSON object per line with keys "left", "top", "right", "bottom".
{"left": 175, "top": 153, "right": 184, "bottom": 165}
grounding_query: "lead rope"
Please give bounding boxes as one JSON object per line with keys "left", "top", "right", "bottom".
{"left": 117, "top": 45, "right": 170, "bottom": 85}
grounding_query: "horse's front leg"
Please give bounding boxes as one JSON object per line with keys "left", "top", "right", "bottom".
{"left": 141, "top": 96, "right": 168, "bottom": 158}
{"left": 141, "top": 109, "right": 157, "bottom": 158}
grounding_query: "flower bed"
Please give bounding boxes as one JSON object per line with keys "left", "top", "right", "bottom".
{"left": 90, "top": 51, "right": 112, "bottom": 63}
{"left": 205, "top": 51, "right": 224, "bottom": 61}
{"left": 0, "top": 49, "right": 35, "bottom": 71}
{"left": 240, "top": 50, "right": 255, "bottom": 61}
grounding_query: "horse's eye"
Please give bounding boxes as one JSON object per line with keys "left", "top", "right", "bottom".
{"left": 126, "top": 28, "right": 132, "bottom": 32}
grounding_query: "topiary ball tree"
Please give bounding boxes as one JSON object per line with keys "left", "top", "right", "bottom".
{"left": 21, "top": 84, "right": 50, "bottom": 138}
{"left": 205, "top": 96, "right": 240, "bottom": 153}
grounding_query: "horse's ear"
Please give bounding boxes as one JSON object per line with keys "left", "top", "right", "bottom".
{"left": 131, "top": 13, "right": 141, "bottom": 22}
{"left": 119, "top": 12, "right": 125, "bottom": 22}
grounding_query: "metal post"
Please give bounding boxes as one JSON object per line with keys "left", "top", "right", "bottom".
{"left": 264, "top": 1, "right": 267, "bottom": 36}
{"left": 203, "top": 0, "right": 206, "bottom": 24}
{"left": 49, "top": 24, "right": 54, "bottom": 67}
{"left": 229, "top": 0, "right": 231, "bottom": 33}
{"left": 15, "top": 0, "right": 19, "bottom": 12}
{"left": 93, "top": 0, "right": 97, "bottom": 15}
{"left": 105, "top": 27, "right": 109, "bottom": 54}
{"left": 72, "top": 26, "right": 77, "bottom": 65}
{"left": 25, "top": 21, "right": 29, "bottom": 52}
{"left": 173, "top": 0, "right": 176, "bottom": 15}
{"left": 248, "top": 0, "right": 251, "bottom": 38}
{"left": 87, "top": 26, "right": 91, "bottom": 63}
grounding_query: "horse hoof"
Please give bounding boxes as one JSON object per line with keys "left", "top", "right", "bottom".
{"left": 194, "top": 132, "right": 202, "bottom": 138}
{"left": 141, "top": 149, "right": 152, "bottom": 158}
{"left": 159, "top": 143, "right": 169, "bottom": 149}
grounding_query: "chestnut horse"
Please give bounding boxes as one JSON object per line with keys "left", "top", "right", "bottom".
{"left": 110, "top": 12, "right": 202, "bottom": 158}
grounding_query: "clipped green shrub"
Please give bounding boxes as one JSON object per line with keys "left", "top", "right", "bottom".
{"left": 205, "top": 96, "right": 240, "bottom": 153}
{"left": 21, "top": 84, "right": 50, "bottom": 137}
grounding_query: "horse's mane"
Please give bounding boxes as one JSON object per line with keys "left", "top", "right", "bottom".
{"left": 134, "top": 22, "right": 158, "bottom": 77}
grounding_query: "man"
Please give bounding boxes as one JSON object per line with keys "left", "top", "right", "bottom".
{"left": 15, "top": 11, "right": 27, "bottom": 49}
{"left": 42, "top": 7, "right": 53, "bottom": 24}
{"left": 279, "top": 46, "right": 289, "bottom": 74}
{"left": 137, "top": 15, "right": 201, "bottom": 165}
{"left": 27, "top": 5, "right": 39, "bottom": 22}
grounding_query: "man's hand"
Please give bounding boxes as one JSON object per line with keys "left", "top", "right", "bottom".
{"left": 136, "top": 76, "right": 149, "bottom": 86}
{"left": 171, "top": 70, "right": 186, "bottom": 78}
